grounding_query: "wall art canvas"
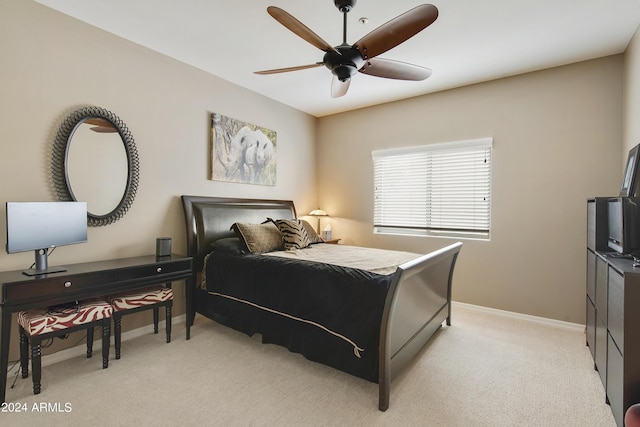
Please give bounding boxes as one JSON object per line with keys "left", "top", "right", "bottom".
{"left": 210, "top": 113, "right": 277, "bottom": 185}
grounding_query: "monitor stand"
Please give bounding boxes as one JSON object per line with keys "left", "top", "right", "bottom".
{"left": 22, "top": 249, "right": 67, "bottom": 276}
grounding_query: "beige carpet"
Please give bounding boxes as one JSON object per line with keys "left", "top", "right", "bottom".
{"left": 3, "top": 303, "right": 616, "bottom": 426}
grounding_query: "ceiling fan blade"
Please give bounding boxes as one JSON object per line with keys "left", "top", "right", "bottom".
{"left": 354, "top": 4, "right": 438, "bottom": 60}
{"left": 267, "top": 6, "right": 337, "bottom": 53}
{"left": 255, "top": 63, "right": 324, "bottom": 75}
{"left": 331, "top": 76, "right": 350, "bottom": 98}
{"left": 84, "top": 118, "right": 113, "bottom": 127}
{"left": 90, "top": 126, "right": 118, "bottom": 133}
{"left": 359, "top": 57, "right": 432, "bottom": 81}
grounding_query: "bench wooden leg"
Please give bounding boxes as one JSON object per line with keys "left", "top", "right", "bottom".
{"left": 166, "top": 301, "right": 172, "bottom": 343}
{"left": 114, "top": 314, "right": 122, "bottom": 360}
{"left": 30, "top": 338, "right": 42, "bottom": 395}
{"left": 87, "top": 327, "right": 94, "bottom": 358}
{"left": 19, "top": 326, "right": 29, "bottom": 379}
{"left": 153, "top": 307, "right": 159, "bottom": 334}
{"left": 101, "top": 319, "right": 110, "bottom": 369}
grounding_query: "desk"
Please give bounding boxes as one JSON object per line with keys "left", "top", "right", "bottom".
{"left": 0, "top": 254, "right": 192, "bottom": 403}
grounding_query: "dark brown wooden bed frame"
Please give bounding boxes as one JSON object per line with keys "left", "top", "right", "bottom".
{"left": 181, "top": 195, "right": 462, "bottom": 411}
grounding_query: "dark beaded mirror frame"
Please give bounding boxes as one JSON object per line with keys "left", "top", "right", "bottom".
{"left": 51, "top": 106, "right": 140, "bottom": 227}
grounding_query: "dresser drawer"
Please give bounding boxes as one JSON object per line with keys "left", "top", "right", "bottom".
{"left": 4, "top": 271, "right": 118, "bottom": 304}
{"left": 607, "top": 333, "right": 624, "bottom": 427}
{"left": 608, "top": 266, "right": 625, "bottom": 352}
{"left": 586, "top": 297, "right": 596, "bottom": 361}
{"left": 595, "top": 255, "right": 608, "bottom": 316}
{"left": 587, "top": 250, "right": 596, "bottom": 301}
{"left": 118, "top": 259, "right": 190, "bottom": 281}
{"left": 595, "top": 314, "right": 608, "bottom": 387}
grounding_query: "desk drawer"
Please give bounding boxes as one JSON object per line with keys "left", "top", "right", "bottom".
{"left": 4, "top": 271, "right": 118, "bottom": 305}
{"left": 118, "top": 259, "right": 190, "bottom": 281}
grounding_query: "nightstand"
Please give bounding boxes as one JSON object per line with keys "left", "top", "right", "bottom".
{"left": 323, "top": 238, "right": 341, "bottom": 244}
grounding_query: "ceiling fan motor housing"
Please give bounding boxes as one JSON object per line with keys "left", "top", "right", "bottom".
{"left": 323, "top": 44, "right": 365, "bottom": 81}
{"left": 334, "top": 0, "right": 356, "bottom": 13}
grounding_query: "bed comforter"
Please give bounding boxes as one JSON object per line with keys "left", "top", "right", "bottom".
{"left": 201, "top": 244, "right": 419, "bottom": 382}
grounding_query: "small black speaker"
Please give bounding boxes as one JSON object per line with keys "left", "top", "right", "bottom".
{"left": 156, "top": 237, "right": 172, "bottom": 257}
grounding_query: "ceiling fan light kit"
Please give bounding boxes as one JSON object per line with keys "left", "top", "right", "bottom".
{"left": 255, "top": 1, "right": 438, "bottom": 98}
{"left": 334, "top": 0, "right": 357, "bottom": 13}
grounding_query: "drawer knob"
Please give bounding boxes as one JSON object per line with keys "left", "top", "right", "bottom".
{"left": 156, "top": 267, "right": 162, "bottom": 273}
{"left": 64, "top": 281, "right": 72, "bottom": 288}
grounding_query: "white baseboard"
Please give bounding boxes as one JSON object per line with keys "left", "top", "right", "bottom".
{"left": 36, "top": 314, "right": 186, "bottom": 368}
{"left": 452, "top": 301, "right": 584, "bottom": 332}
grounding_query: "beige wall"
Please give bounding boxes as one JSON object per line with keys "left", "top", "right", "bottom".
{"left": 316, "top": 56, "right": 623, "bottom": 323}
{"left": 0, "top": 1, "right": 316, "bottom": 358}
{"left": 0, "top": 0, "right": 632, "bottom": 353}
{"left": 624, "top": 25, "right": 640, "bottom": 158}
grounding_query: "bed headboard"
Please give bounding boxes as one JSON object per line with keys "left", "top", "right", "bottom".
{"left": 181, "top": 196, "right": 296, "bottom": 266}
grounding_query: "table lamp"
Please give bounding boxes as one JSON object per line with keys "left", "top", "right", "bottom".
{"left": 308, "top": 209, "right": 328, "bottom": 234}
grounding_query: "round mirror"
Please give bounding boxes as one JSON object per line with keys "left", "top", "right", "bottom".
{"left": 51, "top": 106, "right": 140, "bottom": 226}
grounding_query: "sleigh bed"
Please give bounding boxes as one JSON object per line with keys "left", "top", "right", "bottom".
{"left": 181, "top": 195, "right": 462, "bottom": 411}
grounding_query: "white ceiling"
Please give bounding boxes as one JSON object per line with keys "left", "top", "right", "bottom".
{"left": 35, "top": 0, "right": 640, "bottom": 117}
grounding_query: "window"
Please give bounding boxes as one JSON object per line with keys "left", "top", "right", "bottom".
{"left": 372, "top": 138, "right": 492, "bottom": 239}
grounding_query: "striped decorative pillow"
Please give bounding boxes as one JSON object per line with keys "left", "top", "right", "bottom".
{"left": 300, "top": 219, "right": 324, "bottom": 244}
{"left": 269, "top": 218, "right": 312, "bottom": 250}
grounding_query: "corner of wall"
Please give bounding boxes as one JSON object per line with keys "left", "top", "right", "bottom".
{"left": 623, "top": 23, "right": 640, "bottom": 162}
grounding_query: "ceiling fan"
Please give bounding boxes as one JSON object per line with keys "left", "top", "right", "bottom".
{"left": 84, "top": 118, "right": 117, "bottom": 133}
{"left": 255, "top": 1, "right": 438, "bottom": 98}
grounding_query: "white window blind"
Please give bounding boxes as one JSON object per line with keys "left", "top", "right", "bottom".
{"left": 372, "top": 138, "right": 492, "bottom": 239}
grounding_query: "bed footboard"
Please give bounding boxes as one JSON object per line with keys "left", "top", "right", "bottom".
{"left": 378, "top": 242, "right": 462, "bottom": 411}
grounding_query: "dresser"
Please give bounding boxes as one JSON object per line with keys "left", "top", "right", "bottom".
{"left": 586, "top": 198, "right": 640, "bottom": 426}
{"left": 0, "top": 254, "right": 193, "bottom": 404}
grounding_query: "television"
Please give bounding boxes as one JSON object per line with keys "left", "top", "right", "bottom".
{"left": 5, "top": 201, "right": 88, "bottom": 276}
{"left": 607, "top": 197, "right": 640, "bottom": 255}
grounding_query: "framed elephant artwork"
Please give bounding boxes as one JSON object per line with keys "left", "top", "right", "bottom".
{"left": 209, "top": 113, "right": 277, "bottom": 185}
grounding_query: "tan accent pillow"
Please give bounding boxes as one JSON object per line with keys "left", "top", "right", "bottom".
{"left": 231, "top": 222, "right": 283, "bottom": 253}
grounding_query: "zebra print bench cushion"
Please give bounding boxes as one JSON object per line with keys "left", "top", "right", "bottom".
{"left": 18, "top": 299, "right": 113, "bottom": 337}
{"left": 110, "top": 286, "right": 173, "bottom": 311}
{"left": 268, "top": 218, "right": 319, "bottom": 250}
